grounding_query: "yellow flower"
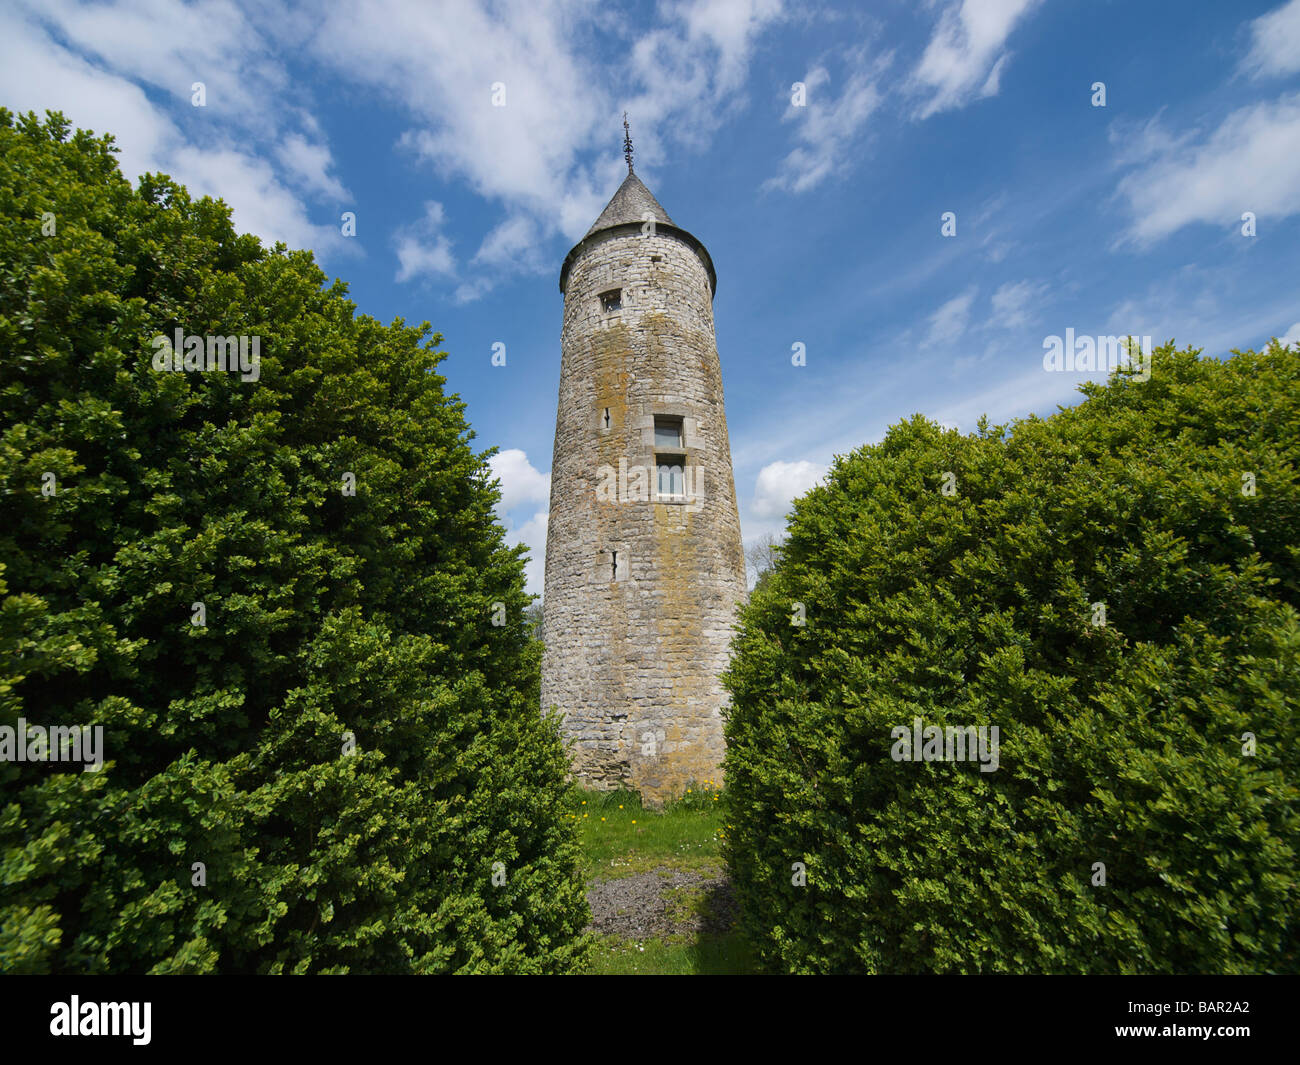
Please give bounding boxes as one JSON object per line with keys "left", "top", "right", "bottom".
{"left": 618, "top": 804, "right": 623, "bottom": 809}
{"left": 601, "top": 817, "right": 606, "bottom": 821}
{"left": 632, "top": 820, "right": 637, "bottom": 824}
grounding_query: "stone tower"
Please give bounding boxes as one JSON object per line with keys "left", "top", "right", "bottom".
{"left": 541, "top": 146, "right": 746, "bottom": 806}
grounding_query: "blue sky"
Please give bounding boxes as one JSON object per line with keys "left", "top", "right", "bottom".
{"left": 3, "top": 0, "right": 1298, "bottom": 595}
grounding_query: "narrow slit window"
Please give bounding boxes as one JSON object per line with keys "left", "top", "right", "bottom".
{"left": 599, "top": 289, "right": 622, "bottom": 312}
{"left": 603, "top": 407, "right": 611, "bottom": 429}
{"left": 611, "top": 550, "right": 618, "bottom": 581}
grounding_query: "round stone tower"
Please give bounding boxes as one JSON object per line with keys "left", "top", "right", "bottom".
{"left": 541, "top": 155, "right": 746, "bottom": 806}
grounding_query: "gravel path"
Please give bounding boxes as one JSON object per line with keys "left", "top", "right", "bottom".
{"left": 585, "top": 868, "right": 737, "bottom": 940}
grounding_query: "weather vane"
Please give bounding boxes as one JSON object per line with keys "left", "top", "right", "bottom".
{"left": 623, "top": 112, "right": 634, "bottom": 173}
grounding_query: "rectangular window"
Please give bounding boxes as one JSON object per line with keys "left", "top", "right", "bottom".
{"left": 599, "top": 289, "right": 622, "bottom": 312}
{"left": 656, "top": 455, "right": 685, "bottom": 498}
{"left": 653, "top": 416, "right": 683, "bottom": 450}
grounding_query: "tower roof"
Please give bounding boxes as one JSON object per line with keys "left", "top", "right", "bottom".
{"left": 560, "top": 168, "right": 716, "bottom": 295}
{"left": 582, "top": 171, "right": 676, "bottom": 238}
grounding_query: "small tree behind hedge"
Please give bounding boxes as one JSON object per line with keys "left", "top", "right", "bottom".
{"left": 0, "top": 110, "right": 589, "bottom": 973}
{"left": 723, "top": 343, "right": 1299, "bottom": 974}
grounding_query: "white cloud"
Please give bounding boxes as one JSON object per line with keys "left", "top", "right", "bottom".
{"left": 624, "top": 0, "right": 786, "bottom": 154}
{"left": 17, "top": 0, "right": 287, "bottom": 127}
{"left": 0, "top": 2, "right": 348, "bottom": 257}
{"left": 169, "top": 144, "right": 346, "bottom": 254}
{"left": 474, "top": 215, "right": 542, "bottom": 268}
{"left": 909, "top": 0, "right": 1042, "bottom": 119}
{"left": 1241, "top": 0, "right": 1300, "bottom": 79}
{"left": 305, "top": 0, "right": 783, "bottom": 296}
{"left": 488, "top": 449, "right": 551, "bottom": 514}
{"left": 0, "top": 0, "right": 784, "bottom": 303}
{"left": 752, "top": 459, "right": 826, "bottom": 519}
{"left": 309, "top": 0, "right": 607, "bottom": 253}
{"left": 466, "top": 214, "right": 550, "bottom": 298}
{"left": 764, "top": 57, "right": 886, "bottom": 194}
{"left": 395, "top": 201, "right": 457, "bottom": 283}
{"left": 488, "top": 449, "right": 551, "bottom": 596}
{"left": 676, "top": 0, "right": 785, "bottom": 94}
{"left": 509, "top": 509, "right": 549, "bottom": 598}
{"left": 1274, "top": 321, "right": 1300, "bottom": 348}
{"left": 1115, "top": 93, "right": 1300, "bottom": 244}
{"left": 278, "top": 134, "right": 349, "bottom": 201}
{"left": 0, "top": 7, "right": 174, "bottom": 175}
{"left": 926, "top": 287, "right": 977, "bottom": 345}
{"left": 989, "top": 279, "right": 1047, "bottom": 329}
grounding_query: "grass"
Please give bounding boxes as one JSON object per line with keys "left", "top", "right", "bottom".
{"left": 572, "top": 783, "right": 759, "bottom": 975}
{"left": 572, "top": 785, "right": 725, "bottom": 879}
{"left": 586, "top": 929, "right": 756, "bottom": 975}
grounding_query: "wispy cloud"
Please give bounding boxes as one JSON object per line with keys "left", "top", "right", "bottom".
{"left": 764, "top": 55, "right": 888, "bottom": 193}
{"left": 1240, "top": 0, "right": 1300, "bottom": 79}
{"left": 989, "top": 279, "right": 1048, "bottom": 329}
{"left": 308, "top": 0, "right": 785, "bottom": 299}
{"left": 277, "top": 133, "right": 349, "bottom": 201}
{"left": 1114, "top": 93, "right": 1300, "bottom": 245}
{"left": 926, "top": 287, "right": 978, "bottom": 345}
{"left": 0, "top": 0, "right": 350, "bottom": 256}
{"left": 908, "top": 0, "right": 1042, "bottom": 119}
{"left": 394, "top": 201, "right": 456, "bottom": 283}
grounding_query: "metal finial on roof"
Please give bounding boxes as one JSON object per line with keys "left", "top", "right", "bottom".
{"left": 622, "top": 112, "right": 634, "bottom": 173}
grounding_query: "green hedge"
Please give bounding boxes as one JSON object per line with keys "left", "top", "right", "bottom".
{"left": 0, "top": 110, "right": 589, "bottom": 973}
{"left": 722, "top": 343, "right": 1299, "bottom": 973}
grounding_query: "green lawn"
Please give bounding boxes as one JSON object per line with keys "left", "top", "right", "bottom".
{"left": 573, "top": 785, "right": 759, "bottom": 975}
{"left": 585, "top": 927, "right": 756, "bottom": 975}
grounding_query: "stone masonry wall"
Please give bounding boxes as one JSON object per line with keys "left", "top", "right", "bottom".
{"left": 541, "top": 226, "right": 747, "bottom": 806}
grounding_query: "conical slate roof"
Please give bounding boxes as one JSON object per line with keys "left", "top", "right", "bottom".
{"left": 584, "top": 170, "right": 675, "bottom": 238}
{"left": 560, "top": 167, "right": 716, "bottom": 295}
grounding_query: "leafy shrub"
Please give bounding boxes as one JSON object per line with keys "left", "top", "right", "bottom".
{"left": 722, "top": 343, "right": 1299, "bottom": 974}
{"left": 0, "top": 110, "right": 589, "bottom": 973}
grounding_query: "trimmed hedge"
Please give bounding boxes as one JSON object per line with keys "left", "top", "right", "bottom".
{"left": 0, "top": 110, "right": 590, "bottom": 973}
{"left": 722, "top": 343, "right": 1299, "bottom": 973}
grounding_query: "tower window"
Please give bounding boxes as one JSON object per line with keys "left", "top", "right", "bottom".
{"left": 654, "top": 416, "right": 683, "bottom": 450}
{"left": 654, "top": 416, "right": 686, "bottom": 498}
{"left": 656, "top": 457, "right": 685, "bottom": 498}
{"left": 597, "top": 546, "right": 627, "bottom": 583}
{"left": 603, "top": 407, "right": 611, "bottom": 430}
{"left": 606, "top": 549, "right": 626, "bottom": 582}
{"left": 599, "top": 289, "right": 622, "bottom": 312}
